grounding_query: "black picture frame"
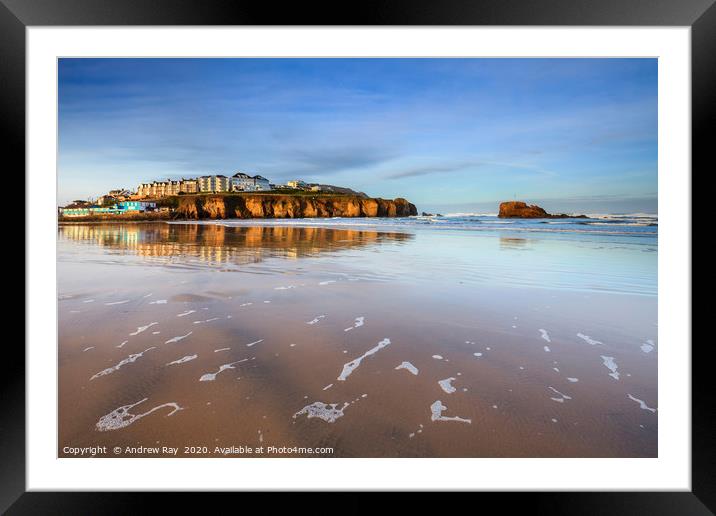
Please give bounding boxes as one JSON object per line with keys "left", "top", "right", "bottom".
{"left": 4, "top": 0, "right": 708, "bottom": 512}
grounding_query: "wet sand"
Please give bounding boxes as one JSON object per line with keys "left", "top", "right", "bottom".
{"left": 58, "top": 222, "right": 657, "bottom": 457}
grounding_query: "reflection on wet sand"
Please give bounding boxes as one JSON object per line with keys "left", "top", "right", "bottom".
{"left": 58, "top": 221, "right": 657, "bottom": 458}
{"left": 59, "top": 223, "right": 413, "bottom": 265}
{"left": 499, "top": 237, "right": 530, "bottom": 250}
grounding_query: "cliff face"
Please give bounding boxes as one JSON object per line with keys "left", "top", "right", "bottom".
{"left": 174, "top": 195, "right": 417, "bottom": 220}
{"left": 498, "top": 201, "right": 586, "bottom": 219}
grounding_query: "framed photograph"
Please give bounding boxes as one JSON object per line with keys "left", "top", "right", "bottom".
{"left": 7, "top": 0, "right": 709, "bottom": 511}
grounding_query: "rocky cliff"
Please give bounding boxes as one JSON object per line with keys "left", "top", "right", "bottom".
{"left": 498, "top": 201, "right": 586, "bottom": 219}
{"left": 173, "top": 194, "right": 417, "bottom": 220}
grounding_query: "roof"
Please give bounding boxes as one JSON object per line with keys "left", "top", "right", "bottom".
{"left": 233, "top": 172, "right": 251, "bottom": 178}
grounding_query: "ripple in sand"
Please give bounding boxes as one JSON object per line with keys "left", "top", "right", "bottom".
{"left": 577, "top": 333, "right": 602, "bottom": 346}
{"left": 166, "top": 354, "right": 198, "bottom": 366}
{"left": 90, "top": 347, "right": 156, "bottom": 380}
{"left": 395, "top": 361, "right": 419, "bottom": 375}
{"left": 199, "top": 359, "right": 248, "bottom": 382}
{"left": 430, "top": 401, "right": 471, "bottom": 424}
{"left": 539, "top": 329, "right": 551, "bottom": 342}
{"left": 600, "top": 355, "right": 620, "bottom": 380}
{"left": 548, "top": 386, "right": 572, "bottom": 403}
{"left": 438, "top": 377, "right": 457, "bottom": 394}
{"left": 337, "top": 338, "right": 391, "bottom": 381}
{"left": 344, "top": 316, "right": 365, "bottom": 332}
{"left": 96, "top": 398, "right": 183, "bottom": 432}
{"left": 293, "top": 401, "right": 349, "bottom": 423}
{"left": 129, "top": 322, "right": 158, "bottom": 336}
{"left": 641, "top": 339, "right": 655, "bottom": 353}
{"left": 165, "top": 332, "right": 192, "bottom": 344}
{"left": 627, "top": 394, "right": 657, "bottom": 413}
{"left": 306, "top": 315, "right": 326, "bottom": 325}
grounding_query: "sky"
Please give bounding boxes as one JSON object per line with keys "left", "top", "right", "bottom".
{"left": 58, "top": 58, "right": 657, "bottom": 214}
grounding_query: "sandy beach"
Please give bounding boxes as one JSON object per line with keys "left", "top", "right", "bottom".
{"left": 58, "top": 220, "right": 657, "bottom": 458}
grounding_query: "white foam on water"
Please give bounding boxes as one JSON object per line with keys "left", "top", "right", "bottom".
{"left": 105, "top": 300, "right": 130, "bottom": 306}
{"left": 165, "top": 332, "right": 192, "bottom": 344}
{"left": 83, "top": 299, "right": 95, "bottom": 303}
{"left": 143, "top": 293, "right": 153, "bottom": 298}
{"left": 600, "top": 355, "right": 620, "bottom": 380}
{"left": 577, "top": 333, "right": 602, "bottom": 346}
{"left": 166, "top": 354, "right": 198, "bottom": 366}
{"left": 239, "top": 303, "right": 253, "bottom": 307}
{"left": 83, "top": 346, "right": 94, "bottom": 352}
{"left": 306, "top": 315, "right": 326, "bottom": 325}
{"left": 627, "top": 394, "right": 657, "bottom": 413}
{"left": 539, "top": 329, "right": 551, "bottom": 342}
{"left": 274, "top": 285, "right": 296, "bottom": 290}
{"left": 395, "top": 361, "right": 419, "bottom": 375}
{"left": 323, "top": 384, "right": 333, "bottom": 390}
{"left": 293, "top": 401, "right": 349, "bottom": 423}
{"left": 214, "top": 347, "right": 230, "bottom": 352}
{"left": 149, "top": 299, "right": 167, "bottom": 305}
{"left": 96, "top": 398, "right": 183, "bottom": 432}
{"left": 553, "top": 367, "right": 560, "bottom": 372}
{"left": 567, "top": 377, "right": 579, "bottom": 382}
{"left": 91, "top": 347, "right": 156, "bottom": 380}
{"left": 429, "top": 401, "right": 471, "bottom": 424}
{"left": 199, "top": 358, "right": 249, "bottom": 382}
{"left": 473, "top": 353, "right": 482, "bottom": 357}
{"left": 289, "top": 343, "right": 296, "bottom": 347}
{"left": 544, "top": 346, "right": 551, "bottom": 352}
{"left": 193, "top": 317, "right": 220, "bottom": 324}
{"left": 263, "top": 301, "right": 271, "bottom": 304}
{"left": 337, "top": 338, "right": 391, "bottom": 381}
{"left": 344, "top": 316, "right": 365, "bottom": 332}
{"left": 548, "top": 386, "right": 572, "bottom": 403}
{"left": 176, "top": 310, "right": 196, "bottom": 317}
{"left": 432, "top": 355, "right": 444, "bottom": 360}
{"left": 551, "top": 418, "right": 558, "bottom": 423}
{"left": 152, "top": 331, "right": 160, "bottom": 334}
{"left": 116, "top": 340, "right": 128, "bottom": 348}
{"left": 129, "top": 322, "right": 158, "bottom": 336}
{"left": 318, "top": 280, "right": 336, "bottom": 285}
{"left": 641, "top": 339, "right": 655, "bottom": 353}
{"left": 512, "top": 325, "right": 517, "bottom": 329}
{"left": 438, "top": 377, "right": 457, "bottom": 394}
{"left": 246, "top": 339, "right": 264, "bottom": 347}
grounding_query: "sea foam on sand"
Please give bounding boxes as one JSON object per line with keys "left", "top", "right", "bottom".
{"left": 430, "top": 401, "right": 471, "bottom": 423}
{"left": 337, "top": 338, "right": 391, "bottom": 381}
{"left": 96, "top": 398, "right": 183, "bottom": 431}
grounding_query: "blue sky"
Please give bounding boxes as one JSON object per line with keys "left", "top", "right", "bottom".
{"left": 58, "top": 58, "right": 657, "bottom": 213}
